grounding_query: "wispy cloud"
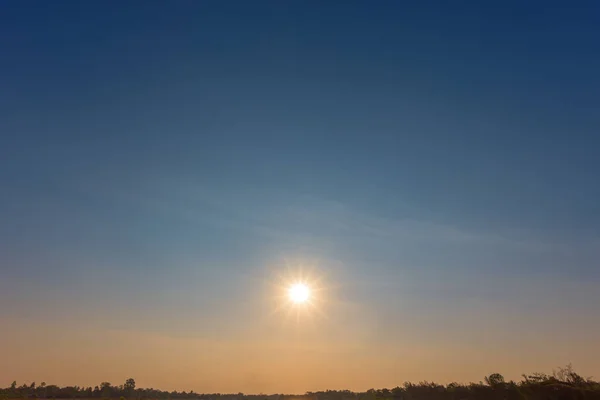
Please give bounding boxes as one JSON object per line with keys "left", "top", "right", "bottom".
{"left": 86, "top": 176, "right": 600, "bottom": 282}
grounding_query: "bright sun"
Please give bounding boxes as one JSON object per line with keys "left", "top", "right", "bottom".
{"left": 288, "top": 283, "right": 310, "bottom": 304}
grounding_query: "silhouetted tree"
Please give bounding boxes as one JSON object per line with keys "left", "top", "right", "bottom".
{"left": 485, "top": 373, "right": 506, "bottom": 387}
{"left": 2, "top": 367, "right": 598, "bottom": 400}
{"left": 123, "top": 380, "right": 135, "bottom": 398}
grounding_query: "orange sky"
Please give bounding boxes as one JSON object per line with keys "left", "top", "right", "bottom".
{"left": 3, "top": 277, "right": 600, "bottom": 394}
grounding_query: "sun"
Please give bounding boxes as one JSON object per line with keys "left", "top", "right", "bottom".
{"left": 267, "top": 262, "right": 330, "bottom": 323}
{"left": 288, "top": 282, "right": 310, "bottom": 304}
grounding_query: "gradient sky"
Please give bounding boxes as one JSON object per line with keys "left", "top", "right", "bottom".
{"left": 1, "top": 0, "right": 600, "bottom": 394}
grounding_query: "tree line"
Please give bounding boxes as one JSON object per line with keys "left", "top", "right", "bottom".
{"left": 2, "top": 365, "right": 599, "bottom": 400}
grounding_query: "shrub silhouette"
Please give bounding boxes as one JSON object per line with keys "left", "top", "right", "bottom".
{"left": 1, "top": 368, "right": 598, "bottom": 400}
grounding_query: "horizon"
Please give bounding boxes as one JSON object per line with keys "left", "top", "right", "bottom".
{"left": 3, "top": 366, "right": 596, "bottom": 395}
{"left": 1, "top": 0, "right": 599, "bottom": 394}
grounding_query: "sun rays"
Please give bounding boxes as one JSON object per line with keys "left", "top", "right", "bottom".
{"left": 267, "top": 260, "right": 330, "bottom": 324}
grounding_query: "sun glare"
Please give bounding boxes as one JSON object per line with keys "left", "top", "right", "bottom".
{"left": 288, "top": 282, "right": 310, "bottom": 304}
{"left": 268, "top": 262, "right": 330, "bottom": 323}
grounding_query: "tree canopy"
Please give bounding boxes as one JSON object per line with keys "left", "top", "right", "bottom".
{"left": 2, "top": 367, "right": 599, "bottom": 400}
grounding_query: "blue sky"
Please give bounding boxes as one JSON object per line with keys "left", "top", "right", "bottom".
{"left": 1, "top": 0, "right": 599, "bottom": 392}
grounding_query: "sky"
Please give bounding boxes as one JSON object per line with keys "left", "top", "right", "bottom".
{"left": 1, "top": 0, "right": 600, "bottom": 394}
